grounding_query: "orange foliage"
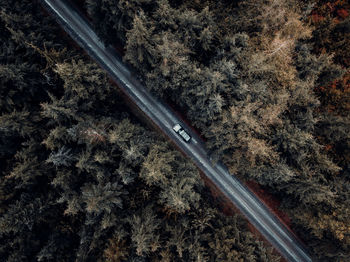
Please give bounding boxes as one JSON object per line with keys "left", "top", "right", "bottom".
{"left": 311, "top": 1, "right": 350, "bottom": 115}
{"left": 325, "top": 144, "right": 333, "bottom": 151}
{"left": 337, "top": 8, "right": 349, "bottom": 18}
{"left": 315, "top": 71, "right": 350, "bottom": 114}
{"left": 311, "top": 12, "right": 325, "bottom": 23}
{"left": 311, "top": 0, "right": 350, "bottom": 22}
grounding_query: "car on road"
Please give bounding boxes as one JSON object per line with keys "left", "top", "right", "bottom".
{"left": 173, "top": 124, "right": 191, "bottom": 142}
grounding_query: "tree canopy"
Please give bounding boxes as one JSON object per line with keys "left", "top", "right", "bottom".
{"left": 0, "top": 0, "right": 281, "bottom": 261}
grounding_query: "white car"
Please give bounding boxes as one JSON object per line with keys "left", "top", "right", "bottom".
{"left": 173, "top": 124, "right": 191, "bottom": 142}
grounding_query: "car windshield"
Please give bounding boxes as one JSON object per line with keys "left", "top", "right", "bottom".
{"left": 173, "top": 124, "right": 181, "bottom": 132}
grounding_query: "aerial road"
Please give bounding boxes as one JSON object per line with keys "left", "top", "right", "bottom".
{"left": 40, "top": 0, "right": 314, "bottom": 261}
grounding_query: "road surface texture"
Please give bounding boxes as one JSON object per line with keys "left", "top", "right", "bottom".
{"left": 40, "top": 0, "right": 314, "bottom": 261}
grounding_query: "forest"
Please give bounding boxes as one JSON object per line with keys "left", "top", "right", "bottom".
{"left": 0, "top": 0, "right": 282, "bottom": 261}
{"left": 0, "top": 0, "right": 349, "bottom": 261}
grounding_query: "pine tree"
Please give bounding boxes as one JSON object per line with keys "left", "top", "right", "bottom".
{"left": 81, "top": 182, "right": 125, "bottom": 215}
{"left": 128, "top": 205, "right": 160, "bottom": 257}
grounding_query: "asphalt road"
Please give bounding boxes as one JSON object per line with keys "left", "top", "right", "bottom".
{"left": 41, "top": 1, "right": 314, "bottom": 261}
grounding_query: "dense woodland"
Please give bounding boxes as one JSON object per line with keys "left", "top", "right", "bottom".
{"left": 0, "top": 0, "right": 349, "bottom": 261}
{"left": 83, "top": 0, "right": 350, "bottom": 260}
{"left": 0, "top": 0, "right": 282, "bottom": 261}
